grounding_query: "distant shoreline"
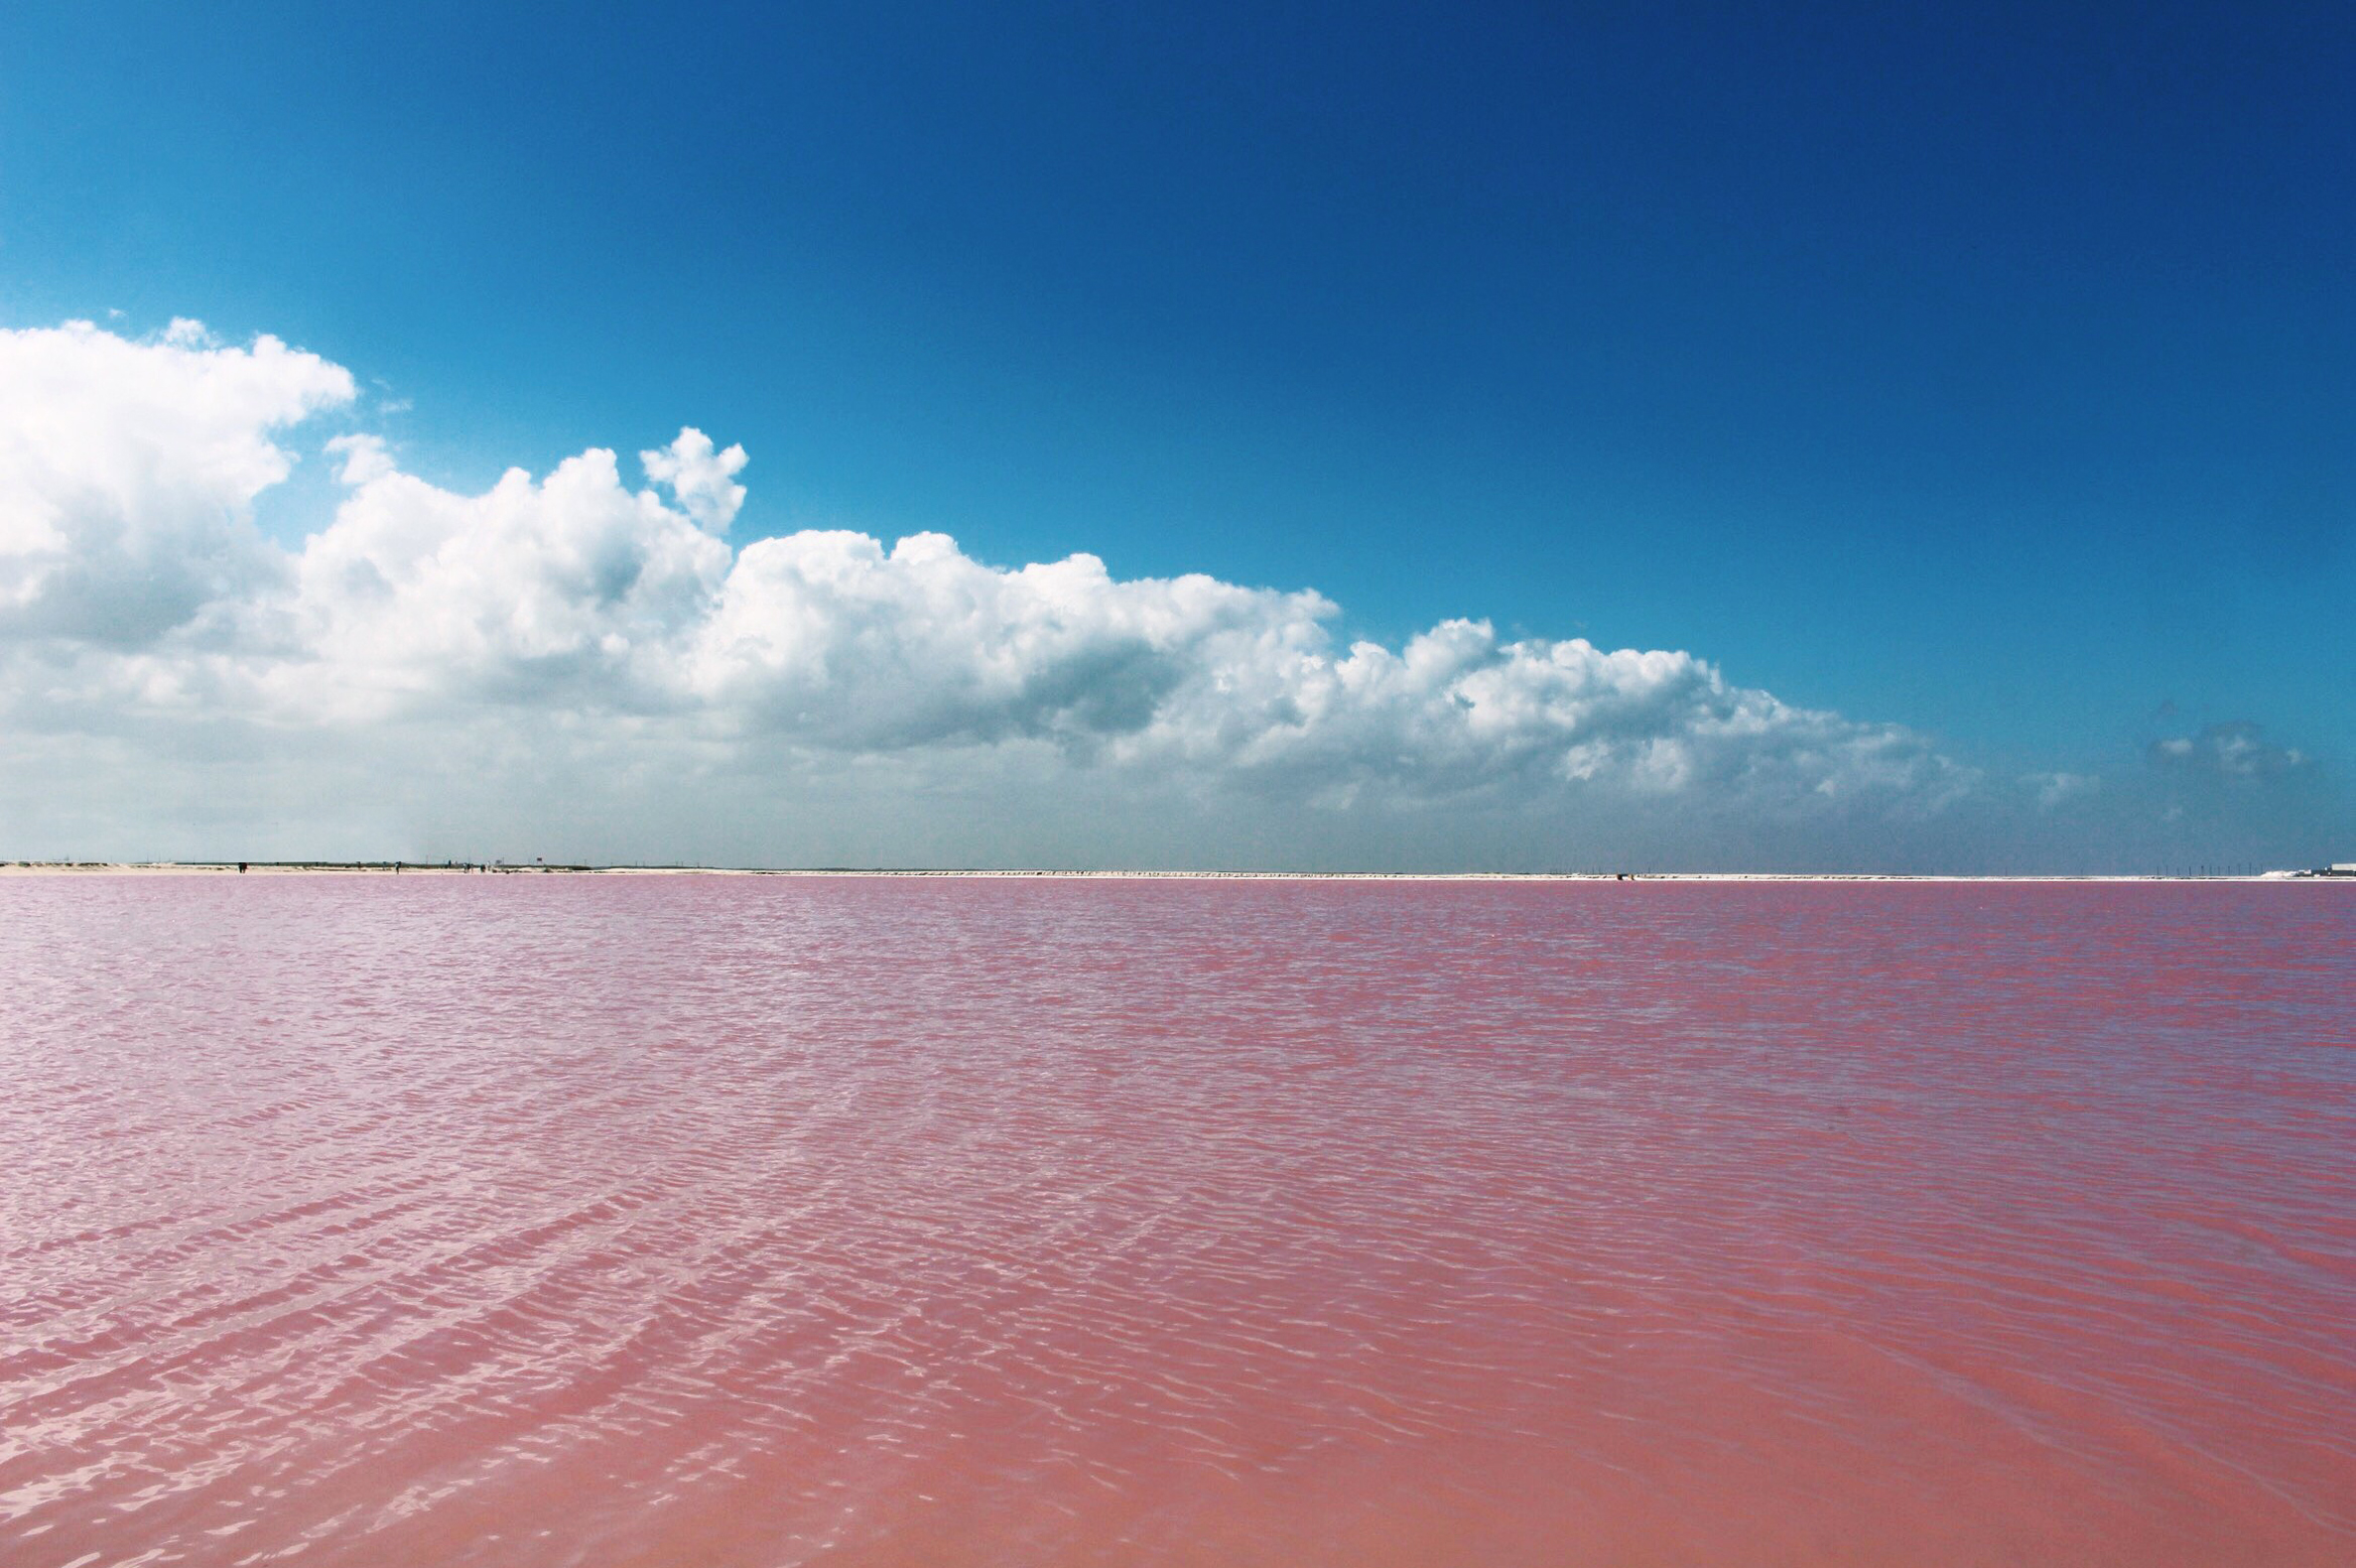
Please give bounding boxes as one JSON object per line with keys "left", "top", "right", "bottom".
{"left": 1, "top": 861, "right": 2345, "bottom": 883}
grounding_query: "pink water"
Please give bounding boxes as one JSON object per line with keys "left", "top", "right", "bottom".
{"left": 2, "top": 878, "right": 2352, "bottom": 1567}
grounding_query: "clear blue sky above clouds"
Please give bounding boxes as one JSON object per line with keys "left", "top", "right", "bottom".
{"left": 1, "top": 1, "right": 2348, "bottom": 866}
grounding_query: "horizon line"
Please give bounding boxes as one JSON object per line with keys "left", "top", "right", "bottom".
{"left": 4, "top": 860, "right": 2349, "bottom": 883}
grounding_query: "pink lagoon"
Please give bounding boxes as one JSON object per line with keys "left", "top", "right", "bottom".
{"left": 2, "top": 874, "right": 2351, "bottom": 1567}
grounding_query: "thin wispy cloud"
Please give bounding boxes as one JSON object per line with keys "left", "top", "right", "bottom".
{"left": 2148, "top": 721, "right": 2309, "bottom": 782}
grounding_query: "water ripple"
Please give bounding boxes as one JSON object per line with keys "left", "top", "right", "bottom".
{"left": 1, "top": 877, "right": 2351, "bottom": 1566}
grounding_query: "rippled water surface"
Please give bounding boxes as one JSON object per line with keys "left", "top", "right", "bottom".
{"left": 3, "top": 876, "right": 2352, "bottom": 1567}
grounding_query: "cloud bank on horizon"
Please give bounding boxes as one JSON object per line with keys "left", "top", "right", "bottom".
{"left": 0, "top": 320, "right": 2318, "bottom": 868}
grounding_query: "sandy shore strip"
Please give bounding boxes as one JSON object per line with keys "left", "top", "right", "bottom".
{"left": 1, "top": 861, "right": 2342, "bottom": 881}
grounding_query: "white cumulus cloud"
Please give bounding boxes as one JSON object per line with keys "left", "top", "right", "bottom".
{"left": 0, "top": 320, "right": 352, "bottom": 645}
{"left": 0, "top": 318, "right": 1984, "bottom": 864}
{"left": 640, "top": 428, "right": 748, "bottom": 534}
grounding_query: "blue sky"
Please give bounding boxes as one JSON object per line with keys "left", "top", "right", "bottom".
{"left": 0, "top": 2, "right": 2348, "bottom": 867}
